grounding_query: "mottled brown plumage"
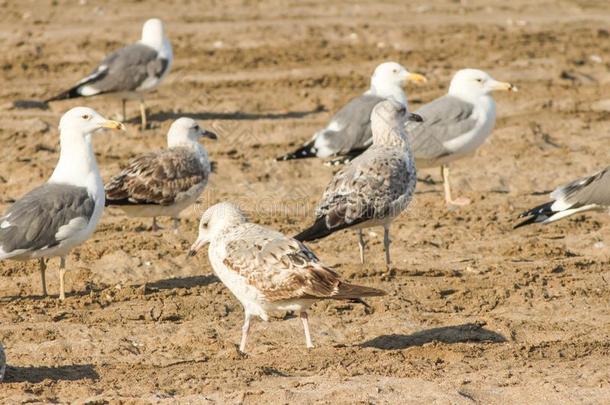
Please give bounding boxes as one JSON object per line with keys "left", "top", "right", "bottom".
{"left": 105, "top": 147, "right": 208, "bottom": 206}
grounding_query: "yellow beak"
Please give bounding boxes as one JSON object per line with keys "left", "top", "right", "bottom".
{"left": 490, "top": 81, "right": 518, "bottom": 92}
{"left": 406, "top": 72, "right": 427, "bottom": 85}
{"left": 100, "top": 120, "right": 126, "bottom": 131}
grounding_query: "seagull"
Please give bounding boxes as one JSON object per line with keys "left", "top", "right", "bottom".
{"left": 515, "top": 166, "right": 610, "bottom": 228}
{"left": 406, "top": 69, "right": 517, "bottom": 207}
{"left": 45, "top": 18, "right": 172, "bottom": 130}
{"left": 188, "top": 202, "right": 385, "bottom": 353}
{"left": 294, "top": 100, "right": 416, "bottom": 268}
{"left": 105, "top": 117, "right": 216, "bottom": 232}
{"left": 0, "top": 107, "right": 125, "bottom": 300}
{"left": 276, "top": 61, "right": 426, "bottom": 162}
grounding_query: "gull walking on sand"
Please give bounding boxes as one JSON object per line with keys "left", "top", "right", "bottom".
{"left": 46, "top": 18, "right": 172, "bottom": 130}
{"left": 294, "top": 100, "right": 416, "bottom": 268}
{"left": 188, "top": 202, "right": 385, "bottom": 353}
{"left": 0, "top": 107, "right": 125, "bottom": 300}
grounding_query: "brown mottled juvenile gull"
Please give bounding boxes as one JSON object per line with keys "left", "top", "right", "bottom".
{"left": 188, "top": 202, "right": 385, "bottom": 353}
{"left": 105, "top": 117, "right": 216, "bottom": 232}
{"left": 294, "top": 99, "right": 416, "bottom": 268}
{"left": 46, "top": 18, "right": 172, "bottom": 130}
{"left": 0, "top": 107, "right": 125, "bottom": 300}
{"left": 407, "top": 68, "right": 516, "bottom": 207}
{"left": 515, "top": 166, "right": 610, "bottom": 228}
{"left": 276, "top": 61, "right": 426, "bottom": 161}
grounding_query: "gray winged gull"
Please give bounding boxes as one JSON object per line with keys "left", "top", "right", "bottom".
{"left": 294, "top": 99, "right": 416, "bottom": 268}
{"left": 515, "top": 166, "right": 610, "bottom": 228}
{"left": 0, "top": 107, "right": 125, "bottom": 300}
{"left": 105, "top": 117, "right": 216, "bottom": 232}
{"left": 276, "top": 61, "right": 426, "bottom": 161}
{"left": 188, "top": 202, "right": 385, "bottom": 353}
{"left": 407, "top": 68, "right": 517, "bottom": 207}
{"left": 46, "top": 18, "right": 172, "bottom": 130}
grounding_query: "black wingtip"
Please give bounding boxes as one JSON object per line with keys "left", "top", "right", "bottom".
{"left": 513, "top": 201, "right": 554, "bottom": 229}
{"left": 45, "top": 85, "right": 83, "bottom": 103}
{"left": 276, "top": 141, "right": 317, "bottom": 161}
{"left": 294, "top": 217, "right": 333, "bottom": 242}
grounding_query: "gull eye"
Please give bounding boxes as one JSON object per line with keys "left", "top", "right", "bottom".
{"left": 81, "top": 114, "right": 91, "bottom": 120}
{"left": 476, "top": 78, "right": 483, "bottom": 83}
{"left": 392, "top": 68, "right": 398, "bottom": 73}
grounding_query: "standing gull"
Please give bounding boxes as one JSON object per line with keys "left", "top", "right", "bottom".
{"left": 105, "top": 117, "right": 217, "bottom": 232}
{"left": 407, "top": 69, "right": 516, "bottom": 207}
{"left": 188, "top": 202, "right": 385, "bottom": 353}
{"left": 515, "top": 166, "right": 610, "bottom": 228}
{"left": 0, "top": 107, "right": 125, "bottom": 300}
{"left": 276, "top": 61, "right": 426, "bottom": 161}
{"left": 295, "top": 100, "right": 416, "bottom": 267}
{"left": 46, "top": 18, "right": 172, "bottom": 130}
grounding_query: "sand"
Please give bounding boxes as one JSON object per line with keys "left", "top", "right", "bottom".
{"left": 0, "top": 0, "right": 609, "bottom": 403}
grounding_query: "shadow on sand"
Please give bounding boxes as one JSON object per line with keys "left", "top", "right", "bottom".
{"left": 139, "top": 107, "right": 324, "bottom": 124}
{"left": 5, "top": 364, "right": 98, "bottom": 383}
{"left": 144, "top": 274, "right": 219, "bottom": 291}
{"left": 360, "top": 322, "right": 506, "bottom": 350}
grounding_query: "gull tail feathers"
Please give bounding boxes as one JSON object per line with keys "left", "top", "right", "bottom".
{"left": 276, "top": 141, "right": 317, "bottom": 161}
{"left": 45, "top": 84, "right": 84, "bottom": 103}
{"left": 334, "top": 282, "right": 386, "bottom": 300}
{"left": 514, "top": 201, "right": 555, "bottom": 229}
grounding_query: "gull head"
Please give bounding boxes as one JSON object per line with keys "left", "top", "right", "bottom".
{"left": 142, "top": 18, "right": 166, "bottom": 43}
{"left": 167, "top": 117, "right": 217, "bottom": 147}
{"left": 370, "top": 61, "right": 427, "bottom": 100}
{"left": 58, "top": 106, "right": 125, "bottom": 135}
{"left": 188, "top": 202, "right": 247, "bottom": 256}
{"left": 370, "top": 99, "right": 408, "bottom": 145}
{"left": 449, "top": 69, "right": 517, "bottom": 100}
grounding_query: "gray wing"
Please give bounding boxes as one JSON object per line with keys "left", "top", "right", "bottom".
{"left": 315, "top": 146, "right": 414, "bottom": 230}
{"left": 313, "top": 94, "right": 384, "bottom": 156}
{"left": 105, "top": 147, "right": 209, "bottom": 206}
{"left": 0, "top": 183, "right": 96, "bottom": 258}
{"left": 406, "top": 95, "right": 477, "bottom": 161}
{"left": 77, "top": 43, "right": 168, "bottom": 94}
{"left": 552, "top": 166, "right": 610, "bottom": 208}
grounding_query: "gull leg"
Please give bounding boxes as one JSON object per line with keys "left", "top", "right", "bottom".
{"left": 121, "top": 99, "right": 127, "bottom": 122}
{"left": 300, "top": 311, "right": 314, "bottom": 349}
{"left": 441, "top": 165, "right": 470, "bottom": 207}
{"left": 139, "top": 99, "right": 147, "bottom": 130}
{"left": 383, "top": 225, "right": 391, "bottom": 269}
{"left": 358, "top": 229, "right": 366, "bottom": 264}
{"left": 58, "top": 256, "right": 67, "bottom": 301}
{"left": 152, "top": 217, "right": 160, "bottom": 231}
{"left": 239, "top": 313, "right": 252, "bottom": 353}
{"left": 39, "top": 258, "right": 48, "bottom": 297}
{"left": 172, "top": 217, "right": 180, "bottom": 234}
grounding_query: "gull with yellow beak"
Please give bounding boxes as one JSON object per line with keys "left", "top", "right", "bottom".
{"left": 277, "top": 61, "right": 426, "bottom": 161}
{"left": 407, "top": 68, "right": 517, "bottom": 207}
{"left": 0, "top": 107, "right": 125, "bottom": 300}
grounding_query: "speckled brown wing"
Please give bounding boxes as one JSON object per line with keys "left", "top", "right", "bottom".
{"left": 105, "top": 147, "right": 208, "bottom": 206}
{"left": 222, "top": 224, "right": 384, "bottom": 302}
{"left": 317, "top": 146, "right": 414, "bottom": 227}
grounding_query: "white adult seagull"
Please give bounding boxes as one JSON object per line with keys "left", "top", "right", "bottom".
{"left": 188, "top": 202, "right": 385, "bottom": 353}
{"left": 407, "top": 68, "right": 517, "bottom": 207}
{"left": 0, "top": 107, "right": 125, "bottom": 300}
{"left": 46, "top": 18, "right": 173, "bottom": 130}
{"left": 276, "top": 61, "right": 426, "bottom": 161}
